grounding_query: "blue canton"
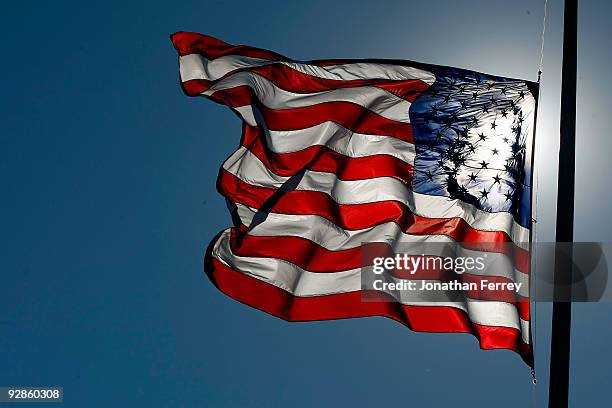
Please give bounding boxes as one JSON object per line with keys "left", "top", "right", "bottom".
{"left": 409, "top": 67, "right": 536, "bottom": 229}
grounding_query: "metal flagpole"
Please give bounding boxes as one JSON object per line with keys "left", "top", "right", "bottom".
{"left": 548, "top": 0, "right": 577, "bottom": 406}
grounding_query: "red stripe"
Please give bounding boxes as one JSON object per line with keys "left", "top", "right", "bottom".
{"left": 228, "top": 229, "right": 529, "bottom": 320}
{"left": 171, "top": 32, "right": 284, "bottom": 60}
{"left": 181, "top": 63, "right": 430, "bottom": 102}
{"left": 206, "top": 87, "right": 413, "bottom": 142}
{"left": 250, "top": 64, "right": 430, "bottom": 100}
{"left": 173, "top": 32, "right": 431, "bottom": 104}
{"left": 208, "top": 257, "right": 531, "bottom": 361}
{"left": 231, "top": 228, "right": 513, "bottom": 277}
{"left": 232, "top": 227, "right": 382, "bottom": 273}
{"left": 241, "top": 125, "right": 414, "bottom": 183}
{"left": 219, "top": 170, "right": 530, "bottom": 272}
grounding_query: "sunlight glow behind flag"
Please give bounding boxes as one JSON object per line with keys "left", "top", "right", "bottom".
{"left": 171, "top": 32, "right": 537, "bottom": 365}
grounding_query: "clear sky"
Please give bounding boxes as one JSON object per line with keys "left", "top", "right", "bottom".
{"left": 1, "top": 0, "right": 611, "bottom": 406}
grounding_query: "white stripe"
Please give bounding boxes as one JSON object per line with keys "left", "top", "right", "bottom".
{"left": 212, "top": 229, "right": 528, "bottom": 343}
{"left": 235, "top": 204, "right": 529, "bottom": 296}
{"left": 180, "top": 54, "right": 272, "bottom": 81}
{"left": 179, "top": 53, "right": 436, "bottom": 85}
{"left": 233, "top": 106, "right": 257, "bottom": 126}
{"left": 223, "top": 147, "right": 530, "bottom": 246}
{"left": 263, "top": 122, "right": 416, "bottom": 164}
{"left": 203, "top": 71, "right": 413, "bottom": 123}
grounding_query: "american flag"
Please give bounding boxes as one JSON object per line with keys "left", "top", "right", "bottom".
{"left": 171, "top": 32, "right": 537, "bottom": 365}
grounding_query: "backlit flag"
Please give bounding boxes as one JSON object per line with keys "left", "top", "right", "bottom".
{"left": 171, "top": 32, "right": 537, "bottom": 365}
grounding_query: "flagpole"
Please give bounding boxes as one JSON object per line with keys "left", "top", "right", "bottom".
{"left": 548, "top": 0, "right": 577, "bottom": 406}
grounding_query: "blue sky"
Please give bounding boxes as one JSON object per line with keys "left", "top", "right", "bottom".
{"left": 1, "top": 0, "right": 611, "bottom": 406}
